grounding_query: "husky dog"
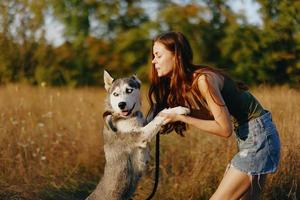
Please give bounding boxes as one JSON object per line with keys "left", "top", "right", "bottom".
{"left": 85, "top": 70, "right": 190, "bottom": 200}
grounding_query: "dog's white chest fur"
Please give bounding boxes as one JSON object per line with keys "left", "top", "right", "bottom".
{"left": 115, "top": 116, "right": 144, "bottom": 133}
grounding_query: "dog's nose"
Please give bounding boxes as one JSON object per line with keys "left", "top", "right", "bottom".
{"left": 118, "top": 102, "right": 126, "bottom": 109}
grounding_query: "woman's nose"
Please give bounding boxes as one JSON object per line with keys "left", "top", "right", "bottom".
{"left": 152, "top": 58, "right": 156, "bottom": 64}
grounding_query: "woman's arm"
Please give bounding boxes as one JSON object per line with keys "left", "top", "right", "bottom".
{"left": 160, "top": 73, "right": 233, "bottom": 138}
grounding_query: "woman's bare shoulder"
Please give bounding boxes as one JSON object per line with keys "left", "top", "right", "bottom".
{"left": 197, "top": 71, "right": 224, "bottom": 91}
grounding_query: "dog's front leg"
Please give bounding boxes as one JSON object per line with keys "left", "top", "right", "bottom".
{"left": 139, "top": 106, "right": 190, "bottom": 144}
{"left": 138, "top": 106, "right": 190, "bottom": 146}
{"left": 139, "top": 115, "right": 166, "bottom": 145}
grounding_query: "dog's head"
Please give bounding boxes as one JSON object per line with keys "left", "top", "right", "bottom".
{"left": 104, "top": 70, "right": 141, "bottom": 117}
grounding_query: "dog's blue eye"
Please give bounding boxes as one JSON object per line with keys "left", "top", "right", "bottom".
{"left": 126, "top": 88, "right": 133, "bottom": 94}
{"left": 113, "top": 92, "right": 119, "bottom": 97}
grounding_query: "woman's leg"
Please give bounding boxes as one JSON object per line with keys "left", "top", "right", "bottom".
{"left": 210, "top": 166, "right": 265, "bottom": 200}
{"left": 239, "top": 175, "right": 266, "bottom": 200}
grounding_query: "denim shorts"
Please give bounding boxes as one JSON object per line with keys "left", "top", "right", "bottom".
{"left": 231, "top": 111, "right": 281, "bottom": 175}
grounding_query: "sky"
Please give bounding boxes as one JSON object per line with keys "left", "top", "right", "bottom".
{"left": 228, "top": 0, "right": 261, "bottom": 25}
{"left": 45, "top": 0, "right": 262, "bottom": 46}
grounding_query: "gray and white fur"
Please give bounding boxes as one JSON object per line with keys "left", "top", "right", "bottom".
{"left": 85, "top": 70, "right": 190, "bottom": 200}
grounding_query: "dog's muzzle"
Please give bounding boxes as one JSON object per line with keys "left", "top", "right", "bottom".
{"left": 120, "top": 103, "right": 136, "bottom": 117}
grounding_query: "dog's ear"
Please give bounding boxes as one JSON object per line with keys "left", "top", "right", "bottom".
{"left": 104, "top": 70, "right": 114, "bottom": 91}
{"left": 131, "top": 74, "right": 141, "bottom": 86}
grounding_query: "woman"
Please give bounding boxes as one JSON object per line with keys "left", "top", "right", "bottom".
{"left": 148, "top": 31, "right": 280, "bottom": 199}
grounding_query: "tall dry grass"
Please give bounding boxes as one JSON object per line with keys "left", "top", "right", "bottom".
{"left": 0, "top": 84, "right": 299, "bottom": 200}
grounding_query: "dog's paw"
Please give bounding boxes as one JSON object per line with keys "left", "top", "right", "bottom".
{"left": 161, "top": 106, "right": 190, "bottom": 115}
{"left": 173, "top": 106, "right": 191, "bottom": 115}
{"left": 153, "top": 115, "right": 168, "bottom": 125}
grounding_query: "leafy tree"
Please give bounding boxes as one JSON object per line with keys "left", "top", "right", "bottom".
{"left": 0, "top": 0, "right": 299, "bottom": 86}
{"left": 220, "top": 23, "right": 265, "bottom": 84}
{"left": 257, "top": 0, "right": 300, "bottom": 84}
{"left": 0, "top": 0, "right": 47, "bottom": 83}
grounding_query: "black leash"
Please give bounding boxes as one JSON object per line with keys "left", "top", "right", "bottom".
{"left": 145, "top": 133, "right": 160, "bottom": 200}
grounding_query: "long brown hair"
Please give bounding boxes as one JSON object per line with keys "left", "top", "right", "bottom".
{"left": 148, "top": 31, "right": 247, "bottom": 136}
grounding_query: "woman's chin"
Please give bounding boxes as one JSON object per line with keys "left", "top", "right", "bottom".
{"left": 157, "top": 72, "right": 171, "bottom": 78}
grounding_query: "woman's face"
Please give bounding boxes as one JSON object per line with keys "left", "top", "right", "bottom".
{"left": 152, "top": 42, "right": 175, "bottom": 77}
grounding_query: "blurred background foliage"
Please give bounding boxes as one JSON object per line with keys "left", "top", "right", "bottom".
{"left": 0, "top": 0, "right": 299, "bottom": 87}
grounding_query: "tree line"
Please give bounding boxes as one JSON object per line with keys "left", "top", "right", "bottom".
{"left": 0, "top": 0, "right": 299, "bottom": 87}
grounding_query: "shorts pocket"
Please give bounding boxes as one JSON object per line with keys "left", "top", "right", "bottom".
{"left": 237, "top": 131, "right": 258, "bottom": 152}
{"left": 236, "top": 125, "right": 252, "bottom": 141}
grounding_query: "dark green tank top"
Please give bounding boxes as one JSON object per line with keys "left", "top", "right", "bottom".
{"left": 221, "top": 76, "right": 265, "bottom": 127}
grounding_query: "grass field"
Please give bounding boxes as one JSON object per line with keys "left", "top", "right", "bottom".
{"left": 0, "top": 84, "right": 299, "bottom": 200}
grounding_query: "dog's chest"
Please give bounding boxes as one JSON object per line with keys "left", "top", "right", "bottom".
{"left": 115, "top": 117, "right": 143, "bottom": 133}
